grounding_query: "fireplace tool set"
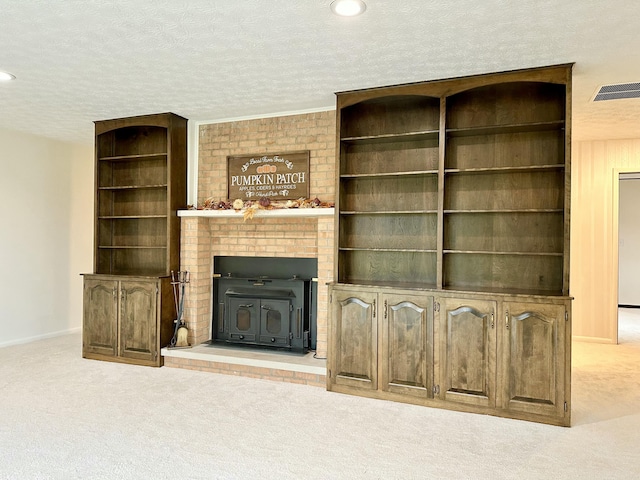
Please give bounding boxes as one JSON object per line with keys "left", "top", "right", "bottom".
{"left": 169, "top": 270, "right": 190, "bottom": 349}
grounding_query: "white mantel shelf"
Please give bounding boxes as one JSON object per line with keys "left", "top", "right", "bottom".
{"left": 178, "top": 208, "right": 335, "bottom": 218}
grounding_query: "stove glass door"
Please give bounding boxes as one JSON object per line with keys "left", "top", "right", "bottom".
{"left": 228, "top": 297, "right": 259, "bottom": 342}
{"left": 259, "top": 299, "right": 291, "bottom": 347}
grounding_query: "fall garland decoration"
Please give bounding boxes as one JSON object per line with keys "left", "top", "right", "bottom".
{"left": 189, "top": 196, "right": 334, "bottom": 221}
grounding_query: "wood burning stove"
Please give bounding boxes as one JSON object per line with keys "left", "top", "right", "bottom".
{"left": 211, "top": 257, "right": 317, "bottom": 352}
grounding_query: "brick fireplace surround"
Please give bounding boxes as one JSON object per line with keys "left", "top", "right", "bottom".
{"left": 162, "top": 111, "right": 336, "bottom": 386}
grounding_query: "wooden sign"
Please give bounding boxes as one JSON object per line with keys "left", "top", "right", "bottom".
{"left": 227, "top": 151, "right": 310, "bottom": 201}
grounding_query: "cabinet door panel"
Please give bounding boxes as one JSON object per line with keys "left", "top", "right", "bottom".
{"left": 381, "top": 294, "right": 433, "bottom": 398}
{"left": 330, "top": 289, "right": 378, "bottom": 391}
{"left": 83, "top": 278, "right": 118, "bottom": 357}
{"left": 501, "top": 301, "right": 566, "bottom": 418}
{"left": 439, "top": 298, "right": 496, "bottom": 407}
{"left": 119, "top": 280, "right": 158, "bottom": 362}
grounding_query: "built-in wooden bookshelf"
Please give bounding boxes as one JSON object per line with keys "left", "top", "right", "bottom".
{"left": 94, "top": 114, "right": 186, "bottom": 276}
{"left": 329, "top": 65, "right": 573, "bottom": 426}
{"left": 83, "top": 113, "right": 187, "bottom": 367}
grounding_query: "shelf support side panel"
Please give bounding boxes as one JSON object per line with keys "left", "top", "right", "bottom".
{"left": 437, "top": 97, "right": 446, "bottom": 289}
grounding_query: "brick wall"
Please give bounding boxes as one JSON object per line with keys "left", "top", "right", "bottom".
{"left": 198, "top": 111, "right": 336, "bottom": 204}
{"left": 180, "top": 111, "right": 336, "bottom": 358}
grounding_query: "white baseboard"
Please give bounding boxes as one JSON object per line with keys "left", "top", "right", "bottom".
{"left": 572, "top": 335, "right": 615, "bottom": 344}
{"left": 0, "top": 327, "right": 81, "bottom": 349}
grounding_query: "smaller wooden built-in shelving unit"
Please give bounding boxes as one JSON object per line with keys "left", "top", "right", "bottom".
{"left": 328, "top": 65, "right": 573, "bottom": 426}
{"left": 83, "top": 113, "right": 187, "bottom": 366}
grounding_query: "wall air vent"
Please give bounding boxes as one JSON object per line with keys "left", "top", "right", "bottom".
{"left": 593, "top": 82, "right": 640, "bottom": 101}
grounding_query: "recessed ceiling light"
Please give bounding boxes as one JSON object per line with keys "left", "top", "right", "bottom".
{"left": 0, "top": 71, "right": 16, "bottom": 82}
{"left": 330, "top": 0, "right": 367, "bottom": 17}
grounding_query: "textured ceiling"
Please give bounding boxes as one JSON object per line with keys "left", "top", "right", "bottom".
{"left": 1, "top": 0, "right": 640, "bottom": 145}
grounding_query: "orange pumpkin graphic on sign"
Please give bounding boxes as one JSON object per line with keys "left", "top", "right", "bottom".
{"left": 256, "top": 164, "right": 277, "bottom": 174}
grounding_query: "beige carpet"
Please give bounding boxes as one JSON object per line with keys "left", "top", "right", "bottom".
{"left": 1, "top": 310, "right": 639, "bottom": 480}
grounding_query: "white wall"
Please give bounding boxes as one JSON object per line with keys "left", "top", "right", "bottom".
{"left": 572, "top": 139, "right": 640, "bottom": 343}
{"left": 618, "top": 178, "right": 640, "bottom": 305}
{"left": 0, "top": 128, "right": 93, "bottom": 347}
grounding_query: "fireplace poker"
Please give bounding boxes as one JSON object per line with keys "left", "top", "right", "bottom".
{"left": 169, "top": 270, "right": 190, "bottom": 349}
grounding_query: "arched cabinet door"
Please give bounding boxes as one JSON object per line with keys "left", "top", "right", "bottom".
{"left": 438, "top": 298, "right": 497, "bottom": 408}
{"left": 329, "top": 288, "right": 378, "bottom": 391}
{"left": 500, "top": 301, "right": 569, "bottom": 422}
{"left": 119, "top": 280, "right": 159, "bottom": 362}
{"left": 83, "top": 275, "right": 168, "bottom": 366}
{"left": 83, "top": 277, "right": 118, "bottom": 357}
{"left": 380, "top": 294, "right": 433, "bottom": 398}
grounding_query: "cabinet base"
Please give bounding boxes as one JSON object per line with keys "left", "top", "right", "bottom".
{"left": 327, "top": 383, "right": 570, "bottom": 427}
{"left": 82, "top": 352, "right": 163, "bottom": 368}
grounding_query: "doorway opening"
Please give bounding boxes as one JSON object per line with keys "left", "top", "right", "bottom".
{"left": 614, "top": 171, "right": 640, "bottom": 344}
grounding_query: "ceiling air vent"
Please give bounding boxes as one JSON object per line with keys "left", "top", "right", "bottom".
{"left": 593, "top": 82, "right": 640, "bottom": 101}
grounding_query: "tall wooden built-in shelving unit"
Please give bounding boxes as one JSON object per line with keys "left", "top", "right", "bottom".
{"left": 328, "top": 65, "right": 573, "bottom": 426}
{"left": 83, "top": 113, "right": 187, "bottom": 367}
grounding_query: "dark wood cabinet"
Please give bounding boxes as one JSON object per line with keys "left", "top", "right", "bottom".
{"left": 380, "top": 293, "right": 433, "bottom": 399}
{"left": 83, "top": 277, "right": 118, "bottom": 357}
{"left": 119, "top": 279, "right": 160, "bottom": 363}
{"left": 329, "top": 288, "right": 378, "bottom": 391}
{"left": 329, "top": 287, "right": 434, "bottom": 398}
{"left": 83, "top": 276, "right": 174, "bottom": 366}
{"left": 500, "top": 300, "right": 570, "bottom": 420}
{"left": 328, "top": 65, "right": 573, "bottom": 425}
{"left": 328, "top": 285, "right": 571, "bottom": 425}
{"left": 83, "top": 113, "right": 187, "bottom": 366}
{"left": 437, "top": 297, "right": 496, "bottom": 408}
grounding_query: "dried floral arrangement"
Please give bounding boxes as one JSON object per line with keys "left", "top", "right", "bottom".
{"left": 189, "top": 197, "right": 334, "bottom": 221}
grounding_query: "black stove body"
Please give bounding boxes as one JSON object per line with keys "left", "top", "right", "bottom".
{"left": 212, "top": 257, "right": 317, "bottom": 352}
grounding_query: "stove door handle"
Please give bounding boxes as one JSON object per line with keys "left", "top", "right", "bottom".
{"left": 239, "top": 303, "right": 254, "bottom": 308}
{"left": 261, "top": 305, "right": 272, "bottom": 311}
